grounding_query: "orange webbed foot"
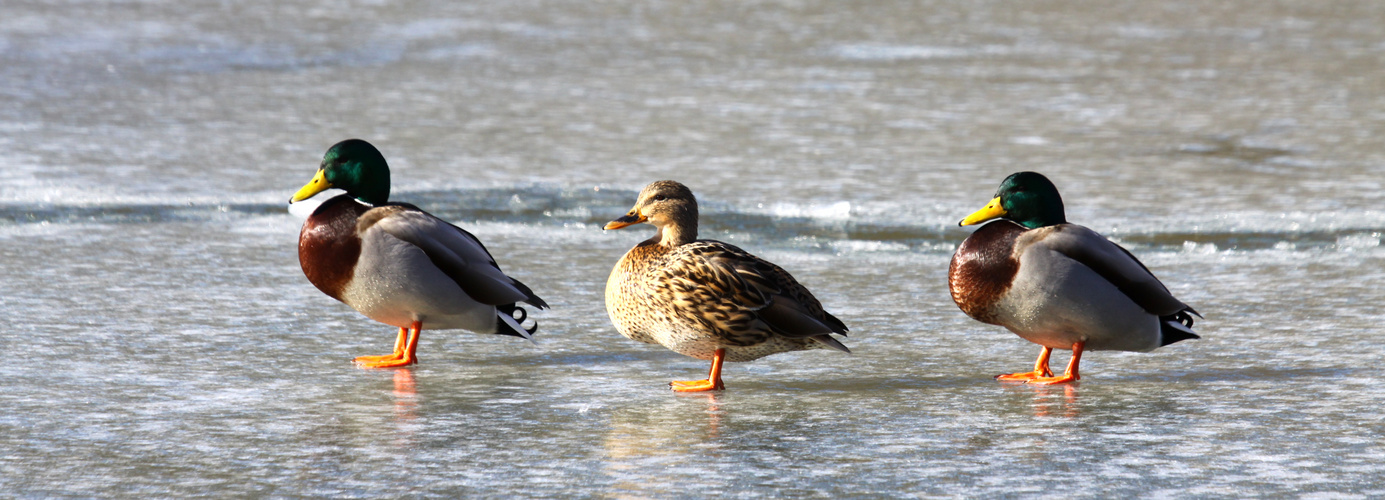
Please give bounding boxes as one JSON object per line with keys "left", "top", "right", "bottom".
{"left": 354, "top": 357, "right": 412, "bottom": 368}
{"left": 1023, "top": 342, "right": 1082, "bottom": 385}
{"left": 352, "top": 351, "right": 404, "bottom": 363}
{"left": 670, "top": 379, "right": 724, "bottom": 392}
{"left": 995, "top": 369, "right": 1054, "bottom": 382}
{"left": 353, "top": 322, "right": 422, "bottom": 369}
{"left": 669, "top": 348, "right": 727, "bottom": 392}
{"left": 996, "top": 347, "right": 1054, "bottom": 382}
{"left": 1027, "top": 373, "right": 1079, "bottom": 385}
{"left": 354, "top": 355, "right": 416, "bottom": 369}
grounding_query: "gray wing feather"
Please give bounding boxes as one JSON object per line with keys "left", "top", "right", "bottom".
{"left": 1033, "top": 224, "right": 1191, "bottom": 316}
{"left": 369, "top": 209, "right": 531, "bottom": 306}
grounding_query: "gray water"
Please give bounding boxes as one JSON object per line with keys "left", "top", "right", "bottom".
{"left": 4, "top": 0, "right": 1385, "bottom": 497}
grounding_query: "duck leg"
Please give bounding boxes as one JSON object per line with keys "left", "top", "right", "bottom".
{"left": 671, "top": 348, "right": 726, "bottom": 392}
{"left": 352, "top": 327, "right": 409, "bottom": 363}
{"left": 996, "top": 346, "right": 1054, "bottom": 381}
{"left": 355, "top": 321, "right": 423, "bottom": 369}
{"left": 1029, "top": 342, "right": 1083, "bottom": 385}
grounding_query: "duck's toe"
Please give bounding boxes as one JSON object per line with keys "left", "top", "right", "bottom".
{"left": 995, "top": 369, "right": 1054, "bottom": 381}
{"left": 670, "top": 379, "right": 724, "bottom": 392}
{"left": 1027, "top": 373, "right": 1079, "bottom": 385}
{"left": 354, "top": 355, "right": 417, "bottom": 369}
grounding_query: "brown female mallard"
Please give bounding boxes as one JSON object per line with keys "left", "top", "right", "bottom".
{"left": 603, "top": 180, "right": 850, "bottom": 392}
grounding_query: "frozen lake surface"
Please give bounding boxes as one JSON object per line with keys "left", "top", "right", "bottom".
{"left": 3, "top": 0, "right": 1385, "bottom": 497}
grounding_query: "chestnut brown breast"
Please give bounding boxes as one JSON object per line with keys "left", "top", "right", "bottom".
{"left": 948, "top": 220, "right": 1025, "bottom": 325}
{"left": 299, "top": 195, "right": 371, "bottom": 302}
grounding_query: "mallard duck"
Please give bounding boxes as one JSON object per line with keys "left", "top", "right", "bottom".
{"left": 289, "top": 139, "right": 547, "bottom": 368}
{"left": 603, "top": 180, "right": 850, "bottom": 392}
{"left": 948, "top": 172, "right": 1200, "bottom": 384}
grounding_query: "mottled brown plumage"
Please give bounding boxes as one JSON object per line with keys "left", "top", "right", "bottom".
{"left": 604, "top": 181, "right": 849, "bottom": 390}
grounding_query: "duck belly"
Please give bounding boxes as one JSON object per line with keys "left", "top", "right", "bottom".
{"left": 993, "top": 247, "right": 1161, "bottom": 352}
{"left": 644, "top": 323, "right": 813, "bottom": 362}
{"left": 605, "top": 258, "right": 661, "bottom": 346}
{"left": 606, "top": 275, "right": 727, "bottom": 358}
{"left": 341, "top": 232, "right": 497, "bottom": 333}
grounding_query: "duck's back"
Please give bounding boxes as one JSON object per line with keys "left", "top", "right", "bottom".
{"left": 605, "top": 239, "right": 846, "bottom": 361}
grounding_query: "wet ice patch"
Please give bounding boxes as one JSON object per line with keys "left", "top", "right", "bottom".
{"left": 228, "top": 214, "right": 302, "bottom": 236}
{"left": 753, "top": 200, "right": 852, "bottom": 222}
{"left": 1335, "top": 232, "right": 1380, "bottom": 251}
{"left": 829, "top": 44, "right": 1008, "bottom": 61}
{"left": 1182, "top": 241, "right": 1220, "bottom": 254}
{"left": 830, "top": 240, "right": 911, "bottom": 254}
{"left": 417, "top": 43, "right": 499, "bottom": 61}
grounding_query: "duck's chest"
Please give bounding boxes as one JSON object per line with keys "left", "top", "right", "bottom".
{"left": 604, "top": 244, "right": 686, "bottom": 344}
{"left": 948, "top": 221, "right": 1025, "bottom": 324}
{"left": 299, "top": 196, "right": 371, "bottom": 301}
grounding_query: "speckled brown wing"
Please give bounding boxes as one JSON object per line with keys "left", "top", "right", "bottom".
{"left": 661, "top": 241, "right": 848, "bottom": 347}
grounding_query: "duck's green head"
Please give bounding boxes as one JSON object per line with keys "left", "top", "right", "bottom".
{"left": 290, "top": 139, "right": 391, "bottom": 205}
{"left": 959, "top": 171, "right": 1066, "bottom": 229}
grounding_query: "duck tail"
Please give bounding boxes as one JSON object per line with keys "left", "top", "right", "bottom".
{"left": 509, "top": 279, "right": 549, "bottom": 310}
{"left": 1159, "top": 309, "right": 1200, "bottom": 346}
{"left": 821, "top": 311, "right": 849, "bottom": 335}
{"left": 496, "top": 303, "right": 539, "bottom": 344}
{"left": 810, "top": 334, "right": 851, "bottom": 353}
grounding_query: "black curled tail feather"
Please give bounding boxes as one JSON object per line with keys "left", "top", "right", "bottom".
{"left": 496, "top": 303, "right": 539, "bottom": 338}
{"left": 1159, "top": 309, "right": 1200, "bottom": 347}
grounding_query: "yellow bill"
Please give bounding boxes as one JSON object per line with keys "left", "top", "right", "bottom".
{"left": 604, "top": 212, "right": 647, "bottom": 230}
{"left": 291, "top": 169, "right": 332, "bottom": 203}
{"left": 959, "top": 197, "right": 1006, "bottom": 226}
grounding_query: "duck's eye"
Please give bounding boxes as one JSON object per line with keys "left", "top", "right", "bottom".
{"left": 653, "top": 194, "right": 667, "bottom": 201}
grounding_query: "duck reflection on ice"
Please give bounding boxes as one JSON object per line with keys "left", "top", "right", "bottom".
{"left": 391, "top": 369, "right": 419, "bottom": 444}
{"left": 605, "top": 393, "right": 723, "bottom": 459}
{"left": 602, "top": 392, "right": 723, "bottom": 493}
{"left": 1017, "top": 383, "right": 1079, "bottom": 418}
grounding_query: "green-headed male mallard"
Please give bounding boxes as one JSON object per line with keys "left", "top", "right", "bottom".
{"left": 603, "top": 180, "right": 850, "bottom": 392}
{"left": 290, "top": 139, "right": 547, "bottom": 368}
{"left": 948, "top": 172, "right": 1200, "bottom": 384}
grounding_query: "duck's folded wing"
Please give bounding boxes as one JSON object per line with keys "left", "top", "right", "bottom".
{"left": 365, "top": 207, "right": 543, "bottom": 307}
{"left": 679, "top": 243, "right": 847, "bottom": 341}
{"left": 1036, "top": 224, "right": 1192, "bottom": 317}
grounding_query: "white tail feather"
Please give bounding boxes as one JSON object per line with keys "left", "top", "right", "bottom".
{"left": 499, "top": 310, "right": 537, "bottom": 345}
{"left": 1165, "top": 320, "right": 1197, "bottom": 335}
